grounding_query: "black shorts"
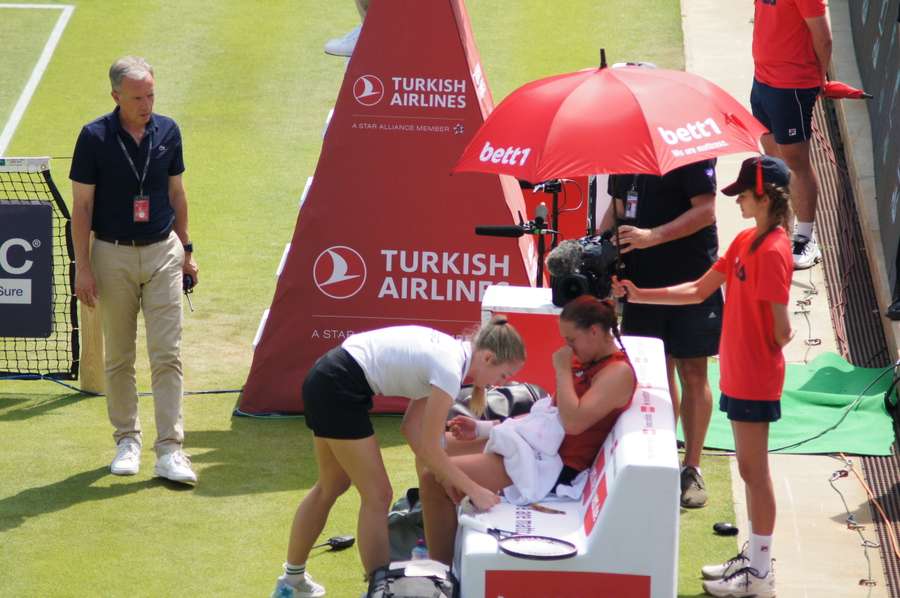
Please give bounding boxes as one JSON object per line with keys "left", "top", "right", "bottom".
{"left": 750, "top": 79, "right": 819, "bottom": 145}
{"left": 621, "top": 293, "right": 722, "bottom": 359}
{"left": 303, "top": 347, "right": 375, "bottom": 439}
{"left": 719, "top": 393, "right": 781, "bottom": 423}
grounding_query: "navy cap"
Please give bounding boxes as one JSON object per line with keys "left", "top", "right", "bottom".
{"left": 721, "top": 155, "right": 790, "bottom": 196}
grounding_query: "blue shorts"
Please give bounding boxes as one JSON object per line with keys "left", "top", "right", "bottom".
{"left": 719, "top": 393, "right": 781, "bottom": 423}
{"left": 750, "top": 79, "right": 819, "bottom": 145}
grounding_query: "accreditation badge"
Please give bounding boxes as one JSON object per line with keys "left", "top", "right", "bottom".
{"left": 624, "top": 189, "right": 638, "bottom": 220}
{"left": 133, "top": 195, "right": 150, "bottom": 223}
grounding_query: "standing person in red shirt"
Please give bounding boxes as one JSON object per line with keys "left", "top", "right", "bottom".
{"left": 614, "top": 156, "right": 794, "bottom": 597}
{"left": 752, "top": 0, "right": 832, "bottom": 270}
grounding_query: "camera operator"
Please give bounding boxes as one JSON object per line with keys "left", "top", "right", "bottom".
{"left": 601, "top": 158, "right": 721, "bottom": 509}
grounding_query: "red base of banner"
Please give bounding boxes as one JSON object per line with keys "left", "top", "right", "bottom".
{"left": 485, "top": 570, "right": 651, "bottom": 598}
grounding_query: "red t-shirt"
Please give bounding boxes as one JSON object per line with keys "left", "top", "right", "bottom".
{"left": 712, "top": 227, "right": 792, "bottom": 401}
{"left": 753, "top": 0, "right": 827, "bottom": 89}
{"left": 555, "top": 351, "right": 635, "bottom": 472}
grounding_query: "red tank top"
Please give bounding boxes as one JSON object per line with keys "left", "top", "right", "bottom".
{"left": 556, "top": 351, "right": 635, "bottom": 472}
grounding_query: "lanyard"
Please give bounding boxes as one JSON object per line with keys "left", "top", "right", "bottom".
{"left": 116, "top": 130, "right": 153, "bottom": 196}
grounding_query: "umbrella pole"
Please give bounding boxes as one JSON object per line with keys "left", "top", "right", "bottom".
{"left": 551, "top": 189, "right": 559, "bottom": 249}
{"left": 587, "top": 176, "right": 597, "bottom": 237}
{"left": 613, "top": 217, "right": 627, "bottom": 293}
{"left": 536, "top": 233, "right": 545, "bottom": 287}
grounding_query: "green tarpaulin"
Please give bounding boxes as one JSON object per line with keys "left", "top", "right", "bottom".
{"left": 677, "top": 352, "right": 896, "bottom": 456}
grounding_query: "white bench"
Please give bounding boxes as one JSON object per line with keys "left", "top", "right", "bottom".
{"left": 453, "top": 335, "right": 679, "bottom": 598}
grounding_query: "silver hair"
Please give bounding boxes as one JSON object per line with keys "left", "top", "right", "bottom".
{"left": 109, "top": 56, "right": 154, "bottom": 91}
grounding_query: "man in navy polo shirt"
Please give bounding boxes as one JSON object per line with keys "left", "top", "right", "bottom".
{"left": 602, "top": 158, "right": 722, "bottom": 509}
{"left": 70, "top": 56, "right": 198, "bottom": 485}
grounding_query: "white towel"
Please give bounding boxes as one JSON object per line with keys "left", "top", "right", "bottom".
{"left": 485, "top": 397, "right": 565, "bottom": 504}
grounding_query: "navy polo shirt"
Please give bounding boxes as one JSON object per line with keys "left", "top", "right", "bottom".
{"left": 608, "top": 159, "right": 719, "bottom": 288}
{"left": 69, "top": 107, "right": 185, "bottom": 239}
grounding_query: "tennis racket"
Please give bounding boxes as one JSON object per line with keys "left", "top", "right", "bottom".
{"left": 458, "top": 513, "right": 577, "bottom": 560}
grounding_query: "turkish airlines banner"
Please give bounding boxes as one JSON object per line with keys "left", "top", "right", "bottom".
{"left": 238, "top": 0, "right": 535, "bottom": 414}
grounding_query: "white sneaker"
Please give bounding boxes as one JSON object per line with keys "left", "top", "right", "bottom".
{"left": 324, "top": 25, "right": 361, "bottom": 57}
{"left": 792, "top": 234, "right": 821, "bottom": 270}
{"left": 154, "top": 450, "right": 197, "bottom": 485}
{"left": 703, "top": 566, "right": 775, "bottom": 597}
{"left": 701, "top": 543, "right": 749, "bottom": 580}
{"left": 110, "top": 438, "right": 141, "bottom": 475}
{"left": 271, "top": 573, "right": 326, "bottom": 598}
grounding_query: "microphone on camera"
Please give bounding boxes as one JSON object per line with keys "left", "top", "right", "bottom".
{"left": 546, "top": 239, "right": 584, "bottom": 277}
{"left": 534, "top": 202, "right": 548, "bottom": 227}
{"left": 474, "top": 224, "right": 527, "bottom": 238}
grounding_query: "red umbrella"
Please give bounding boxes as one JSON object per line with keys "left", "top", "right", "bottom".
{"left": 454, "top": 65, "right": 769, "bottom": 181}
{"left": 823, "top": 80, "right": 872, "bottom": 100}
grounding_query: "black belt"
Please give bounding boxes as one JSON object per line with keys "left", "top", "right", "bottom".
{"left": 95, "top": 232, "right": 170, "bottom": 246}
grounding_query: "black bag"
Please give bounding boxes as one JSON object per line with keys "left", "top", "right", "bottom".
{"left": 366, "top": 564, "right": 455, "bottom": 598}
{"left": 449, "top": 382, "right": 547, "bottom": 422}
{"left": 388, "top": 488, "right": 425, "bottom": 562}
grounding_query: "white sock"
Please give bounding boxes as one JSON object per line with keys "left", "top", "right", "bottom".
{"left": 796, "top": 221, "right": 813, "bottom": 240}
{"left": 749, "top": 533, "right": 772, "bottom": 577}
{"left": 283, "top": 562, "right": 307, "bottom": 586}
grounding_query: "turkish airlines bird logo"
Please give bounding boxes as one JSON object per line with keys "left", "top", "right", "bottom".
{"left": 313, "top": 246, "right": 367, "bottom": 299}
{"left": 353, "top": 75, "right": 385, "bottom": 106}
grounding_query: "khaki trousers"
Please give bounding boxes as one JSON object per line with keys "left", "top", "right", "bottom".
{"left": 92, "top": 232, "right": 185, "bottom": 456}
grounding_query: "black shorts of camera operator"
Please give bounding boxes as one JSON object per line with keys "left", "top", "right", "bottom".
{"left": 607, "top": 160, "right": 723, "bottom": 358}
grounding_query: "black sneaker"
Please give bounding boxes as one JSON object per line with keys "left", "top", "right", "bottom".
{"left": 886, "top": 298, "right": 900, "bottom": 321}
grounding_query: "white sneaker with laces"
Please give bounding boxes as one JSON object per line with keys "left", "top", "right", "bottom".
{"left": 792, "top": 234, "right": 821, "bottom": 270}
{"left": 154, "top": 450, "right": 197, "bottom": 485}
{"left": 324, "top": 25, "right": 361, "bottom": 57}
{"left": 270, "top": 573, "right": 326, "bottom": 598}
{"left": 702, "top": 566, "right": 775, "bottom": 597}
{"left": 701, "top": 542, "right": 749, "bottom": 580}
{"left": 110, "top": 438, "right": 141, "bottom": 475}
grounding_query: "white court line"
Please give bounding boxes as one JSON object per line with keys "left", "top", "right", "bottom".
{"left": 0, "top": 4, "right": 75, "bottom": 156}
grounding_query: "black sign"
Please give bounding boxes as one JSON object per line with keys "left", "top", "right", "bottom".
{"left": 0, "top": 203, "right": 53, "bottom": 337}
{"left": 849, "top": 0, "right": 900, "bottom": 289}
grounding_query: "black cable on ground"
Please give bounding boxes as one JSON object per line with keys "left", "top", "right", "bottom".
{"left": 769, "top": 361, "right": 898, "bottom": 453}
{"left": 829, "top": 455, "right": 883, "bottom": 595}
{"left": 0, "top": 374, "right": 241, "bottom": 398}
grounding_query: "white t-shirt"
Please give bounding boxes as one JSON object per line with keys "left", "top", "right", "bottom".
{"left": 342, "top": 326, "right": 471, "bottom": 400}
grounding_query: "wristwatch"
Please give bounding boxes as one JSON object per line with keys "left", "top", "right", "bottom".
{"left": 183, "top": 242, "right": 194, "bottom": 253}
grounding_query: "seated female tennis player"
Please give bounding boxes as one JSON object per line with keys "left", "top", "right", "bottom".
{"left": 270, "top": 318, "right": 525, "bottom": 598}
{"left": 419, "top": 295, "right": 637, "bottom": 565}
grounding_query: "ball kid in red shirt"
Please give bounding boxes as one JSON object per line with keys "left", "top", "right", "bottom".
{"left": 614, "top": 155, "right": 794, "bottom": 598}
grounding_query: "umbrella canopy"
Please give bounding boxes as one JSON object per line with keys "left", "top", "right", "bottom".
{"left": 454, "top": 65, "right": 769, "bottom": 181}
{"left": 823, "top": 80, "right": 872, "bottom": 100}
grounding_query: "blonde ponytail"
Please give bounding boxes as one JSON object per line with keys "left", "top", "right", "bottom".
{"left": 469, "top": 385, "right": 487, "bottom": 418}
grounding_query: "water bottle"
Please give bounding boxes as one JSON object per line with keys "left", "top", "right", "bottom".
{"left": 410, "top": 538, "right": 429, "bottom": 560}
